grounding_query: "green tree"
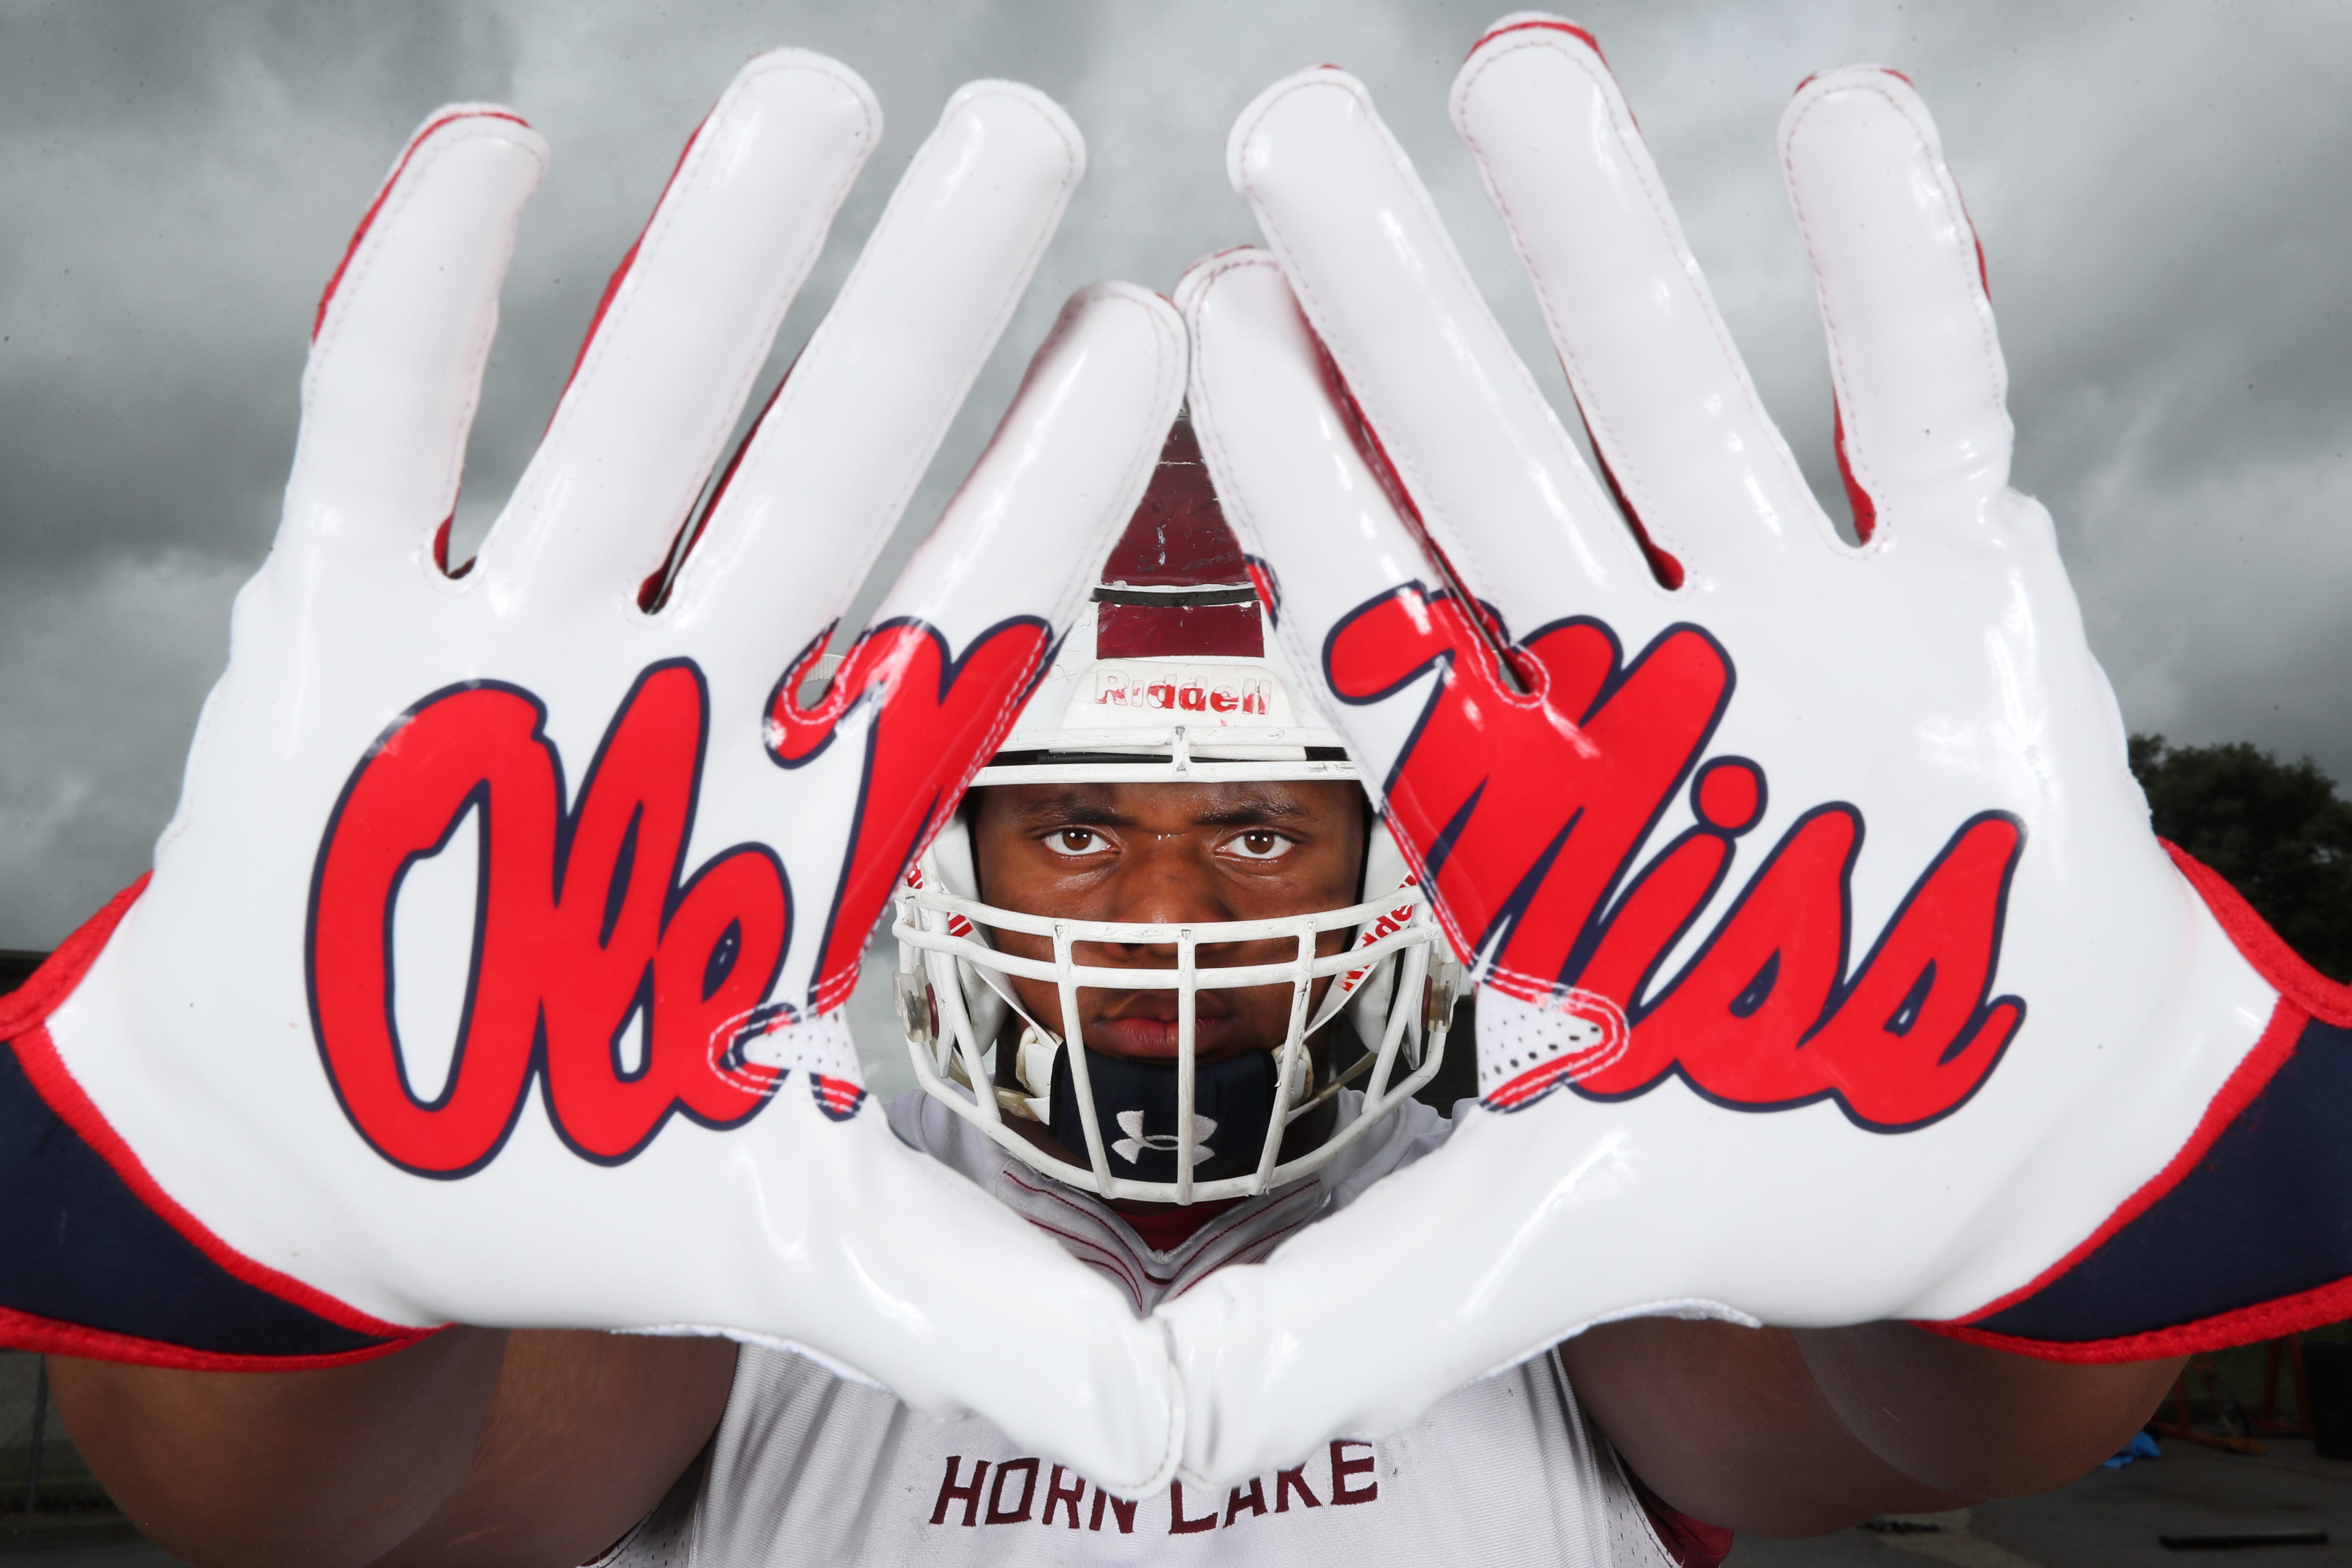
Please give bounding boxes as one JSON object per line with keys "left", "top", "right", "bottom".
{"left": 2129, "top": 734, "right": 2352, "bottom": 983}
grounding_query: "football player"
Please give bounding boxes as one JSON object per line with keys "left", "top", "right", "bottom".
{"left": 47, "top": 424, "right": 2182, "bottom": 1567}
{"left": 24, "top": 17, "right": 2298, "bottom": 1568}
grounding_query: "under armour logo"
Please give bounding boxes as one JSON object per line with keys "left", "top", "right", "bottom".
{"left": 1113, "top": 1109, "right": 1218, "bottom": 1168}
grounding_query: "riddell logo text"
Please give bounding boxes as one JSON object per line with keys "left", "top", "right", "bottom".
{"left": 928, "top": 1442, "right": 1382, "bottom": 1535}
{"left": 1094, "top": 670, "right": 1270, "bottom": 716}
{"left": 1339, "top": 880, "right": 1423, "bottom": 995}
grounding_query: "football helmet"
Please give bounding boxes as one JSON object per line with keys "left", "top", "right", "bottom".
{"left": 893, "top": 417, "right": 1463, "bottom": 1204}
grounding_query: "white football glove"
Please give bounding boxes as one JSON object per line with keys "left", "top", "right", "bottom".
{"left": 1, "top": 54, "right": 1187, "bottom": 1494}
{"left": 1162, "top": 17, "right": 2351, "bottom": 1486}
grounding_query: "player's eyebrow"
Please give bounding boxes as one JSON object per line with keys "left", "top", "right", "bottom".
{"left": 1191, "top": 793, "right": 1314, "bottom": 828}
{"left": 1007, "top": 789, "right": 1132, "bottom": 828}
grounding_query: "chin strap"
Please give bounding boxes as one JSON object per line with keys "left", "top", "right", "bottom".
{"left": 1012, "top": 1027, "right": 1058, "bottom": 1121}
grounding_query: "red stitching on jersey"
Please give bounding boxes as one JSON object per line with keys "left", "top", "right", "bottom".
{"left": 1167, "top": 1206, "right": 1322, "bottom": 1300}
{"left": 0, "top": 1303, "right": 423, "bottom": 1373}
{"left": 1178, "top": 1192, "right": 1299, "bottom": 1260}
{"left": 312, "top": 110, "right": 530, "bottom": 341}
{"left": 1002, "top": 1166, "right": 1163, "bottom": 1249}
{"left": 1000, "top": 1162, "right": 1325, "bottom": 1307}
{"left": 1007, "top": 1217, "right": 1147, "bottom": 1313}
{"left": 1143, "top": 1190, "right": 1296, "bottom": 1264}
{"left": 1176, "top": 1184, "right": 1326, "bottom": 1269}
{"left": 1118, "top": 1195, "right": 1247, "bottom": 1257}
{"left": 998, "top": 1172, "right": 1156, "bottom": 1304}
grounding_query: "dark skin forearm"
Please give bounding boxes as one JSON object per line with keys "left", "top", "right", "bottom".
{"left": 54, "top": 1312, "right": 2173, "bottom": 1556}
{"left": 49, "top": 1327, "right": 509, "bottom": 1568}
{"left": 1795, "top": 1321, "right": 2180, "bottom": 1501}
{"left": 370, "top": 1329, "right": 737, "bottom": 1568}
{"left": 47, "top": 1328, "right": 737, "bottom": 1568}
{"left": 1559, "top": 1317, "right": 2182, "bottom": 1537}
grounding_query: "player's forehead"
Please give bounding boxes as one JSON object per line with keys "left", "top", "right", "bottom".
{"left": 972, "top": 779, "right": 1358, "bottom": 833}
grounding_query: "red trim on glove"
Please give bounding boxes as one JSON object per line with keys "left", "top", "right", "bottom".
{"left": 1932, "top": 1266, "right": 2352, "bottom": 1365}
{"left": 639, "top": 357, "right": 794, "bottom": 611}
{"left": 1830, "top": 397, "right": 1878, "bottom": 544}
{"left": 1923, "top": 842, "right": 2352, "bottom": 1361}
{"left": 1936, "top": 990, "right": 2306, "bottom": 1339}
{"left": 555, "top": 112, "right": 709, "bottom": 411}
{"left": 313, "top": 109, "right": 531, "bottom": 342}
{"left": 1469, "top": 18, "right": 1610, "bottom": 74}
{"left": 2164, "top": 841, "right": 2352, "bottom": 1025}
{"left": 0, "top": 875, "right": 147, "bottom": 1040}
{"left": 0, "top": 1303, "right": 425, "bottom": 1374}
{"left": 2, "top": 878, "right": 435, "bottom": 1348}
{"left": 1585, "top": 430, "right": 1687, "bottom": 590}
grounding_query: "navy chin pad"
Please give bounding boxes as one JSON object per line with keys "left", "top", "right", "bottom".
{"left": 1048, "top": 1046, "right": 1279, "bottom": 1186}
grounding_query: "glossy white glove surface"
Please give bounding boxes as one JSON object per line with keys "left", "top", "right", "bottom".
{"left": 1165, "top": 17, "right": 2320, "bottom": 1485}
{"left": 18, "top": 54, "right": 1185, "bottom": 1493}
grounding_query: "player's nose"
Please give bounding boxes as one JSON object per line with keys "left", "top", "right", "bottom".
{"left": 1094, "top": 840, "right": 1236, "bottom": 942}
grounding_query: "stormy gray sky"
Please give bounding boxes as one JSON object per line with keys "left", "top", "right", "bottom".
{"left": 2, "top": 0, "right": 2348, "bottom": 949}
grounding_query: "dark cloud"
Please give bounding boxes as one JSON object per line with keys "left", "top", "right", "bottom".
{"left": 3, "top": 0, "right": 2350, "bottom": 944}
{"left": 0, "top": 1, "right": 515, "bottom": 134}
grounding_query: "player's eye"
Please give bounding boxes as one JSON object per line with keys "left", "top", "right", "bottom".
{"left": 1226, "top": 829, "right": 1294, "bottom": 862}
{"left": 1046, "top": 827, "right": 1108, "bottom": 857}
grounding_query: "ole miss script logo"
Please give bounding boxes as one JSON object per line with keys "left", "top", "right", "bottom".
{"left": 304, "top": 617, "right": 1047, "bottom": 1177}
{"left": 1326, "top": 585, "right": 2026, "bottom": 1129}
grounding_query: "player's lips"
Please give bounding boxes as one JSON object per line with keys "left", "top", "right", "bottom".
{"left": 1084, "top": 993, "right": 1246, "bottom": 1062}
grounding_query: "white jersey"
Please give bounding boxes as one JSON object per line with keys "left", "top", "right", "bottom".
{"left": 598, "top": 1093, "right": 1685, "bottom": 1567}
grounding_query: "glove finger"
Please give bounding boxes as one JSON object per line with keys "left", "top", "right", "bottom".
{"left": 763, "top": 283, "right": 1185, "bottom": 1014}
{"left": 1779, "top": 68, "right": 2012, "bottom": 537}
{"left": 284, "top": 108, "right": 546, "bottom": 581}
{"left": 1177, "top": 251, "right": 1443, "bottom": 786}
{"left": 1226, "top": 66, "right": 1652, "bottom": 635}
{"left": 663, "top": 82, "right": 1086, "bottom": 643}
{"left": 472, "top": 51, "right": 879, "bottom": 612}
{"left": 1452, "top": 19, "right": 1828, "bottom": 576}
{"left": 1183, "top": 248, "right": 1674, "bottom": 983}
